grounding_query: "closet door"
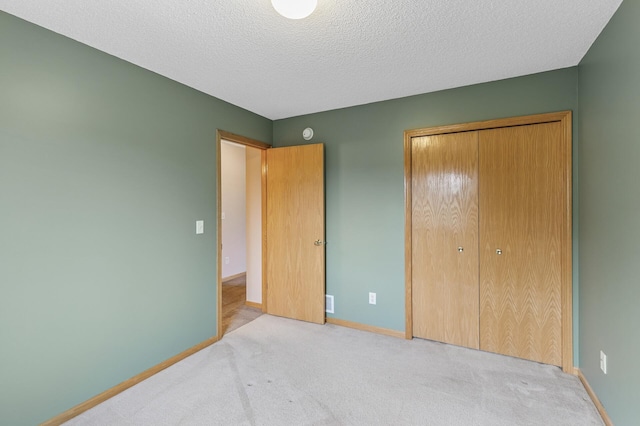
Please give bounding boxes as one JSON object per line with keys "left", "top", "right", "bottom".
{"left": 479, "top": 122, "right": 565, "bottom": 366}
{"left": 412, "top": 132, "right": 479, "bottom": 349}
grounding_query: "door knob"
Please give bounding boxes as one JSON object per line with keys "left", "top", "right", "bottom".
{"left": 457, "top": 247, "right": 464, "bottom": 253}
{"left": 496, "top": 249, "right": 502, "bottom": 255}
{"left": 314, "top": 240, "right": 326, "bottom": 246}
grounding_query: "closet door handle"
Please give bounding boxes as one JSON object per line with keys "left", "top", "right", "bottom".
{"left": 457, "top": 247, "right": 464, "bottom": 253}
{"left": 496, "top": 249, "right": 502, "bottom": 255}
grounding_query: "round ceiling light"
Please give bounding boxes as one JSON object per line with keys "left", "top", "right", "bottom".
{"left": 271, "top": 0, "right": 317, "bottom": 19}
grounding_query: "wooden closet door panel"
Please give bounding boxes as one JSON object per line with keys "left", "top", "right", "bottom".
{"left": 412, "top": 132, "right": 479, "bottom": 349}
{"left": 479, "top": 122, "right": 564, "bottom": 366}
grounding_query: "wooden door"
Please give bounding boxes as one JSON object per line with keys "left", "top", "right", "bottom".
{"left": 411, "top": 132, "right": 480, "bottom": 349}
{"left": 479, "top": 122, "right": 565, "bottom": 366}
{"left": 266, "top": 143, "right": 325, "bottom": 324}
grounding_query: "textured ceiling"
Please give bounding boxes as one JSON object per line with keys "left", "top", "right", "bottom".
{"left": 0, "top": 0, "right": 623, "bottom": 120}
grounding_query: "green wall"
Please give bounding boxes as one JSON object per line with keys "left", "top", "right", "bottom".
{"left": 6, "top": 3, "right": 637, "bottom": 423}
{"left": 0, "top": 12, "right": 271, "bottom": 426}
{"left": 273, "top": 69, "right": 579, "bottom": 339}
{"left": 578, "top": 0, "right": 640, "bottom": 423}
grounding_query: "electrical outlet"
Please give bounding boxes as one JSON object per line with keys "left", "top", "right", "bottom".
{"left": 600, "top": 351, "right": 607, "bottom": 374}
{"left": 196, "top": 220, "right": 204, "bottom": 234}
{"left": 369, "top": 292, "right": 376, "bottom": 305}
{"left": 225, "top": 257, "right": 230, "bottom": 265}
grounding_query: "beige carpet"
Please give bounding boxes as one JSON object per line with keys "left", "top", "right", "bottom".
{"left": 65, "top": 315, "right": 603, "bottom": 425}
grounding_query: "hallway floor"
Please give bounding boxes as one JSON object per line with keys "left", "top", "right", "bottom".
{"left": 221, "top": 274, "right": 262, "bottom": 335}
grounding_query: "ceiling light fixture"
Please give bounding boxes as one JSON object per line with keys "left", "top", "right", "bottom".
{"left": 271, "top": 0, "right": 317, "bottom": 20}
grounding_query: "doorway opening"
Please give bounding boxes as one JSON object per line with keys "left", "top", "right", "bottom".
{"left": 217, "top": 131, "right": 271, "bottom": 338}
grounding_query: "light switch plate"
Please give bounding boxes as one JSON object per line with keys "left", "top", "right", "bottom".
{"left": 196, "top": 220, "right": 204, "bottom": 234}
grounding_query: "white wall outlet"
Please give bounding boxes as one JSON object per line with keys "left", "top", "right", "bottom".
{"left": 196, "top": 220, "right": 204, "bottom": 234}
{"left": 369, "top": 292, "right": 376, "bottom": 305}
{"left": 600, "top": 351, "right": 607, "bottom": 374}
{"left": 225, "top": 257, "right": 230, "bottom": 265}
{"left": 325, "top": 295, "right": 334, "bottom": 313}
